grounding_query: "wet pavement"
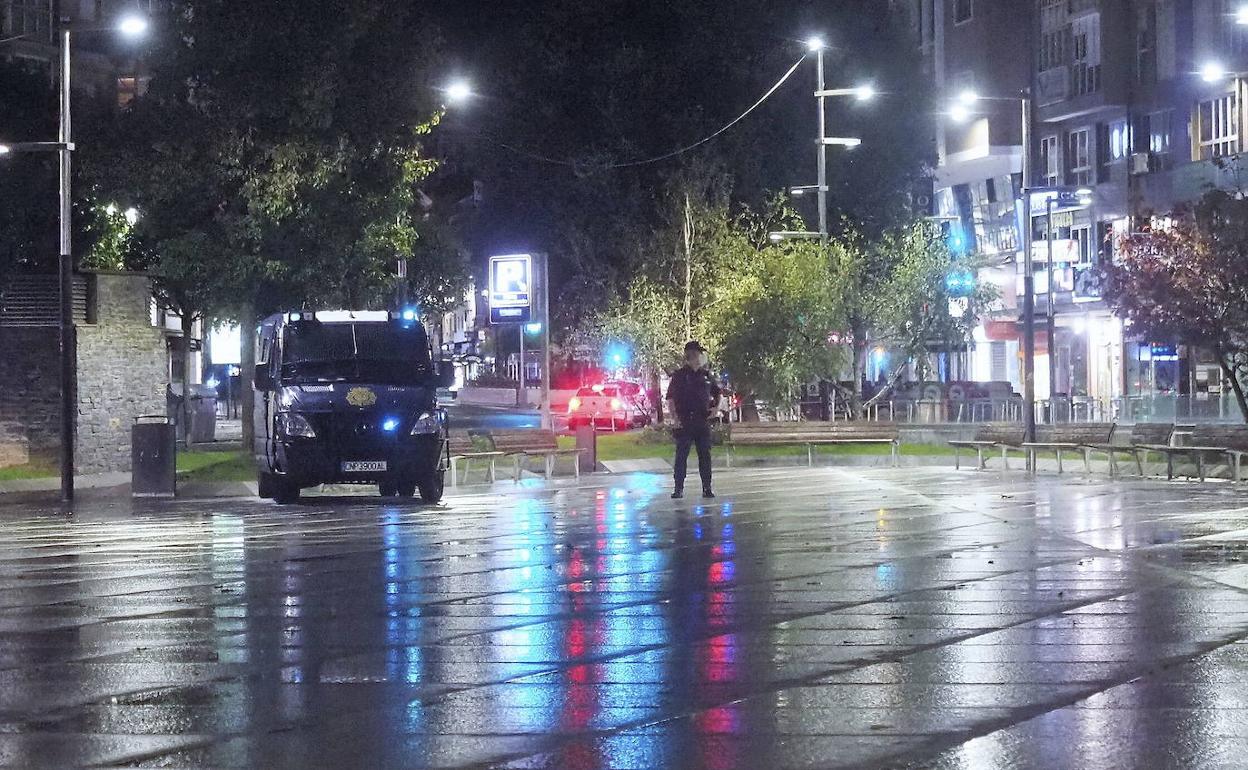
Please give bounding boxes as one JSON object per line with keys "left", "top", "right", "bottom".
{"left": 0, "top": 468, "right": 1247, "bottom": 768}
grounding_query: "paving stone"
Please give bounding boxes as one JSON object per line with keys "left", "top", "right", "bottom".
{"left": 0, "top": 467, "right": 1245, "bottom": 768}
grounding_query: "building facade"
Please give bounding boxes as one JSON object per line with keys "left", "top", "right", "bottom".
{"left": 900, "top": 0, "right": 1248, "bottom": 419}
{"left": 1, "top": 0, "right": 152, "bottom": 102}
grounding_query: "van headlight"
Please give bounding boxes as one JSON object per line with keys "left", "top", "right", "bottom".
{"left": 276, "top": 412, "right": 316, "bottom": 438}
{"left": 410, "top": 411, "right": 442, "bottom": 435}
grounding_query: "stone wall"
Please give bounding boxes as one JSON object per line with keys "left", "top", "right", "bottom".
{"left": 0, "top": 327, "right": 60, "bottom": 453}
{"left": 0, "top": 273, "right": 169, "bottom": 474}
{"left": 0, "top": 421, "right": 29, "bottom": 468}
{"left": 75, "top": 274, "right": 169, "bottom": 474}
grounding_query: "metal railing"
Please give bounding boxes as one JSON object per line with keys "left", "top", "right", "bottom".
{"left": 828, "top": 393, "right": 1245, "bottom": 425}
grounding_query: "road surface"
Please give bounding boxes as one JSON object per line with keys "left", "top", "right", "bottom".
{"left": 0, "top": 468, "right": 1246, "bottom": 768}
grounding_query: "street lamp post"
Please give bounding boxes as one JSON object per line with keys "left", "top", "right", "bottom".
{"left": 811, "top": 37, "right": 828, "bottom": 243}
{"left": 951, "top": 89, "right": 1035, "bottom": 440}
{"left": 770, "top": 37, "right": 867, "bottom": 244}
{"left": 1045, "top": 194, "right": 1057, "bottom": 417}
{"left": 49, "top": 14, "right": 147, "bottom": 504}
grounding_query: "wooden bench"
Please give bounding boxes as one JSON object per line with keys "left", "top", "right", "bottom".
{"left": 1082, "top": 423, "right": 1174, "bottom": 478}
{"left": 448, "top": 432, "right": 504, "bottom": 486}
{"left": 1140, "top": 425, "right": 1248, "bottom": 481}
{"left": 726, "top": 422, "right": 900, "bottom": 467}
{"left": 1024, "top": 423, "right": 1116, "bottom": 474}
{"left": 948, "top": 423, "right": 1025, "bottom": 470}
{"left": 489, "top": 430, "right": 586, "bottom": 482}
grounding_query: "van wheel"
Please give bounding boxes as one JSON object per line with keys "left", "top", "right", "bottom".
{"left": 418, "top": 471, "right": 445, "bottom": 504}
{"left": 378, "top": 480, "right": 398, "bottom": 497}
{"left": 258, "top": 472, "right": 276, "bottom": 499}
{"left": 396, "top": 480, "right": 417, "bottom": 498}
{"left": 272, "top": 478, "right": 300, "bottom": 504}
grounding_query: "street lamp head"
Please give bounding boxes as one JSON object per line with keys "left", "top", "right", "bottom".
{"left": 805, "top": 36, "right": 825, "bottom": 52}
{"left": 957, "top": 89, "right": 980, "bottom": 105}
{"left": 123, "top": 207, "right": 139, "bottom": 225}
{"left": 1237, "top": 5, "right": 1248, "bottom": 25}
{"left": 0, "top": 145, "right": 9, "bottom": 156}
{"left": 854, "top": 84, "right": 876, "bottom": 102}
{"left": 1201, "top": 62, "right": 1227, "bottom": 83}
{"left": 444, "top": 80, "right": 472, "bottom": 104}
{"left": 949, "top": 103, "right": 971, "bottom": 123}
{"left": 117, "top": 15, "right": 148, "bottom": 38}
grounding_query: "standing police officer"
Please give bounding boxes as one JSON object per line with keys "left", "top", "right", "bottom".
{"left": 665, "top": 340, "right": 721, "bottom": 499}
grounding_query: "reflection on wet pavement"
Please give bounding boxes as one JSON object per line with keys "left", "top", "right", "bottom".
{"left": 0, "top": 468, "right": 1247, "bottom": 768}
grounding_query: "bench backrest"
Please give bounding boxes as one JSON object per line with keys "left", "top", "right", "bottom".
{"left": 448, "top": 432, "right": 482, "bottom": 456}
{"left": 730, "top": 421, "right": 899, "bottom": 441}
{"left": 1190, "top": 425, "right": 1248, "bottom": 451}
{"left": 1125, "top": 422, "right": 1173, "bottom": 447}
{"left": 1034, "top": 423, "right": 1115, "bottom": 445}
{"left": 972, "top": 422, "right": 1025, "bottom": 446}
{"left": 489, "top": 429, "right": 560, "bottom": 453}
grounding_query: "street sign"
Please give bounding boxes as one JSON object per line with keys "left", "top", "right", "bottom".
{"left": 488, "top": 254, "right": 532, "bottom": 324}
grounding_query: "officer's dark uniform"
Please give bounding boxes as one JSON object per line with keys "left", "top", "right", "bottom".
{"left": 666, "top": 352, "right": 721, "bottom": 497}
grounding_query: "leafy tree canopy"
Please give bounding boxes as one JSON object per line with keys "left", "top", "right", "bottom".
{"left": 1103, "top": 191, "right": 1248, "bottom": 420}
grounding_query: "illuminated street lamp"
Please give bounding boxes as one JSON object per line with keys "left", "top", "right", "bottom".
{"left": 9, "top": 11, "right": 151, "bottom": 505}
{"left": 1201, "top": 61, "right": 1227, "bottom": 83}
{"left": 804, "top": 34, "right": 871, "bottom": 242}
{"left": 444, "top": 80, "right": 472, "bottom": 104}
{"left": 1238, "top": 5, "right": 1248, "bottom": 25}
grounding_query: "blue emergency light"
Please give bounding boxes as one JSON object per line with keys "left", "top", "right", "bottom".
{"left": 381, "top": 417, "right": 400, "bottom": 432}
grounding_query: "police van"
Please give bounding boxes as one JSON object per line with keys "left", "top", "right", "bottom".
{"left": 252, "top": 309, "right": 453, "bottom": 503}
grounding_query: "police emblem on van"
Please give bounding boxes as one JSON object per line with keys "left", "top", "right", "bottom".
{"left": 346, "top": 387, "right": 377, "bottom": 407}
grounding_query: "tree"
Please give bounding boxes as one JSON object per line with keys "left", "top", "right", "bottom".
{"left": 703, "top": 239, "right": 845, "bottom": 409}
{"left": 435, "top": 0, "right": 931, "bottom": 334}
{"left": 826, "top": 220, "right": 993, "bottom": 416}
{"left": 1102, "top": 192, "right": 1248, "bottom": 421}
{"left": 83, "top": 0, "right": 466, "bottom": 446}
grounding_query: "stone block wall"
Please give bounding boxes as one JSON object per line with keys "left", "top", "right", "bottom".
{"left": 0, "top": 327, "right": 60, "bottom": 453}
{"left": 75, "top": 274, "right": 169, "bottom": 474}
{"left": 0, "top": 421, "right": 29, "bottom": 468}
{"left": 0, "top": 273, "right": 169, "bottom": 474}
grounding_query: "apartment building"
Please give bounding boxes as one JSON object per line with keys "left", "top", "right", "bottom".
{"left": 1, "top": 0, "right": 151, "bottom": 102}
{"left": 901, "top": 0, "right": 1248, "bottom": 416}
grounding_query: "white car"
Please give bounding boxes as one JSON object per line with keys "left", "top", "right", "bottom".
{"left": 567, "top": 384, "right": 651, "bottom": 431}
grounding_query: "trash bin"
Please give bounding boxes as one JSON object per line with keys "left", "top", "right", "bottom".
{"left": 168, "top": 384, "right": 218, "bottom": 444}
{"left": 132, "top": 415, "right": 176, "bottom": 497}
{"left": 188, "top": 384, "right": 218, "bottom": 444}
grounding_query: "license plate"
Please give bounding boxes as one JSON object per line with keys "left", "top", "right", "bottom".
{"left": 342, "top": 460, "right": 387, "bottom": 473}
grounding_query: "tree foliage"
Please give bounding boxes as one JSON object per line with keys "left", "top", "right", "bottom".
{"left": 1102, "top": 191, "right": 1248, "bottom": 420}
{"left": 83, "top": 0, "right": 465, "bottom": 321}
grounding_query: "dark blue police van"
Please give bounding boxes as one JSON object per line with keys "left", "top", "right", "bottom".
{"left": 252, "top": 310, "right": 453, "bottom": 503}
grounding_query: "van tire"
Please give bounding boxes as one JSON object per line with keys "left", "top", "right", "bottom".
{"left": 272, "top": 478, "right": 300, "bottom": 504}
{"left": 418, "top": 471, "right": 445, "bottom": 504}
{"left": 258, "top": 472, "right": 276, "bottom": 499}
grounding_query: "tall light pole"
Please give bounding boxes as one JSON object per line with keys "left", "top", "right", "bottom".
{"left": 48, "top": 11, "right": 149, "bottom": 504}
{"left": 809, "top": 36, "right": 828, "bottom": 243}
{"left": 770, "top": 37, "right": 868, "bottom": 244}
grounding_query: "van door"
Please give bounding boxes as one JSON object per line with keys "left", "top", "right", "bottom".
{"left": 252, "top": 320, "right": 278, "bottom": 470}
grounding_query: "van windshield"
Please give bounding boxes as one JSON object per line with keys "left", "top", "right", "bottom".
{"left": 281, "top": 322, "right": 432, "bottom": 385}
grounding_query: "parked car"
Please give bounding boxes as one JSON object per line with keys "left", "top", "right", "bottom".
{"left": 604, "top": 379, "right": 653, "bottom": 417}
{"left": 567, "top": 384, "right": 651, "bottom": 431}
